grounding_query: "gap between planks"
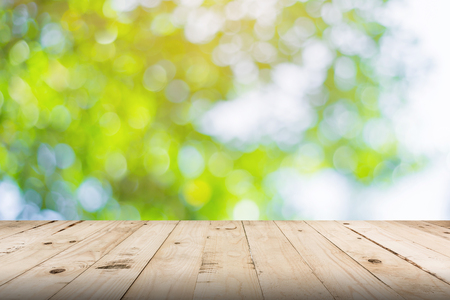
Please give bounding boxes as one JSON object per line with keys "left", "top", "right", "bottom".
{"left": 308, "top": 221, "right": 450, "bottom": 299}
{"left": 0, "top": 221, "right": 55, "bottom": 241}
{"left": 397, "top": 221, "right": 450, "bottom": 241}
{"left": 341, "top": 221, "right": 450, "bottom": 287}
{"left": 2, "top": 221, "right": 450, "bottom": 300}
{"left": 0, "top": 220, "right": 93, "bottom": 286}
{"left": 0, "top": 221, "right": 146, "bottom": 300}
{"left": 50, "top": 221, "right": 178, "bottom": 300}
{"left": 275, "top": 221, "right": 404, "bottom": 300}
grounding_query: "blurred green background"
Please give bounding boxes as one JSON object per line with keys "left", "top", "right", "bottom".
{"left": 0, "top": 0, "right": 426, "bottom": 220}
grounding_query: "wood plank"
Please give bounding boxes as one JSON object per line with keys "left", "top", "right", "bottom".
{"left": 51, "top": 221, "right": 178, "bottom": 300}
{"left": 0, "top": 221, "right": 19, "bottom": 226}
{"left": 276, "top": 221, "right": 403, "bottom": 300}
{"left": 308, "top": 221, "right": 450, "bottom": 299}
{"left": 243, "top": 221, "right": 333, "bottom": 300}
{"left": 0, "top": 221, "right": 144, "bottom": 300}
{"left": 343, "top": 221, "right": 450, "bottom": 285}
{"left": 0, "top": 221, "right": 76, "bottom": 258}
{"left": 397, "top": 221, "right": 450, "bottom": 241}
{"left": 0, "top": 221, "right": 112, "bottom": 286}
{"left": 122, "top": 221, "right": 209, "bottom": 300}
{"left": 1, "top": 220, "right": 450, "bottom": 300}
{"left": 426, "top": 221, "right": 450, "bottom": 229}
{"left": 369, "top": 221, "right": 450, "bottom": 257}
{"left": 192, "top": 221, "right": 263, "bottom": 300}
{"left": 0, "top": 221, "right": 50, "bottom": 240}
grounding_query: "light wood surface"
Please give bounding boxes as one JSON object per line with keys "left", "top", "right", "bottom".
{"left": 122, "top": 221, "right": 209, "bottom": 300}
{"left": 398, "top": 220, "right": 450, "bottom": 241}
{"left": 0, "top": 221, "right": 145, "bottom": 300}
{"left": 0, "top": 220, "right": 449, "bottom": 300}
{"left": 426, "top": 221, "right": 450, "bottom": 229}
{"left": 243, "top": 221, "right": 333, "bottom": 300}
{"left": 368, "top": 221, "right": 450, "bottom": 257}
{"left": 276, "top": 221, "right": 403, "bottom": 300}
{"left": 343, "top": 221, "right": 450, "bottom": 284}
{"left": 0, "top": 221, "right": 51, "bottom": 240}
{"left": 192, "top": 221, "right": 263, "bottom": 300}
{"left": 52, "top": 221, "right": 176, "bottom": 300}
{"left": 309, "top": 221, "right": 450, "bottom": 300}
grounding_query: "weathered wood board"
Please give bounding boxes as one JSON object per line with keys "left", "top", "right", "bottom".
{"left": 0, "top": 220, "right": 449, "bottom": 300}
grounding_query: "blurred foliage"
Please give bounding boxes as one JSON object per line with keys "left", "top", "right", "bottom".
{"left": 0, "top": 0, "right": 423, "bottom": 220}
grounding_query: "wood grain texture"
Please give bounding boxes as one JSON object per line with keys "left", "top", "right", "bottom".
{"left": 426, "top": 221, "right": 450, "bottom": 229}
{"left": 369, "top": 221, "right": 450, "bottom": 257}
{"left": 308, "top": 221, "right": 450, "bottom": 300}
{"left": 343, "top": 221, "right": 450, "bottom": 285}
{"left": 0, "top": 221, "right": 110, "bottom": 286}
{"left": 0, "top": 221, "right": 75, "bottom": 258}
{"left": 1, "top": 220, "right": 450, "bottom": 300}
{"left": 192, "top": 221, "right": 263, "bottom": 300}
{"left": 398, "top": 221, "right": 450, "bottom": 241}
{"left": 121, "top": 221, "right": 210, "bottom": 300}
{"left": 51, "top": 221, "right": 177, "bottom": 300}
{"left": 0, "top": 221, "right": 50, "bottom": 240}
{"left": 276, "top": 221, "right": 403, "bottom": 300}
{"left": 0, "top": 221, "right": 144, "bottom": 300}
{"left": 243, "top": 221, "right": 334, "bottom": 300}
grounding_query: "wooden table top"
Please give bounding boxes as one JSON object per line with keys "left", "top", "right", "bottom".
{"left": 0, "top": 221, "right": 449, "bottom": 300}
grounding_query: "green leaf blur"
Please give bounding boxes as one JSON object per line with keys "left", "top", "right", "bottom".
{"left": 0, "top": 0, "right": 424, "bottom": 220}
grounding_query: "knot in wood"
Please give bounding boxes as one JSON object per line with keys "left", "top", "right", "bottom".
{"left": 368, "top": 259, "right": 382, "bottom": 264}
